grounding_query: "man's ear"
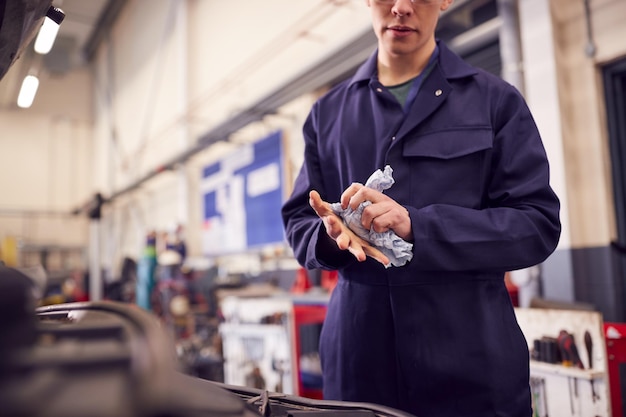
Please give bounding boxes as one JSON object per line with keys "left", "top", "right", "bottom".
{"left": 440, "top": 0, "right": 453, "bottom": 12}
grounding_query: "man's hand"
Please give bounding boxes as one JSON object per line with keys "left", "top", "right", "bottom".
{"left": 340, "top": 183, "right": 413, "bottom": 241}
{"left": 309, "top": 190, "right": 390, "bottom": 266}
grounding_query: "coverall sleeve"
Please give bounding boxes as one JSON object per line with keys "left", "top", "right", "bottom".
{"left": 409, "top": 86, "right": 561, "bottom": 272}
{"left": 281, "top": 106, "right": 355, "bottom": 271}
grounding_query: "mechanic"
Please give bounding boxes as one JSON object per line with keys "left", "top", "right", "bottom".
{"left": 281, "top": 0, "right": 561, "bottom": 415}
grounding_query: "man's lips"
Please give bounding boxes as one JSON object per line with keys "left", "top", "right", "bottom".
{"left": 386, "top": 26, "right": 416, "bottom": 36}
{"left": 388, "top": 25, "right": 415, "bottom": 31}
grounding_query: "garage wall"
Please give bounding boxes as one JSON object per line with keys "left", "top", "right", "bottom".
{"left": 557, "top": 0, "right": 626, "bottom": 321}
{"left": 89, "top": 0, "right": 373, "bottom": 273}
{"left": 551, "top": 0, "right": 625, "bottom": 248}
{"left": 519, "top": 0, "right": 626, "bottom": 321}
{"left": 0, "top": 66, "right": 92, "bottom": 264}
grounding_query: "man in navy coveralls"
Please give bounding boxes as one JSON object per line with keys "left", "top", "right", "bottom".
{"left": 281, "top": 0, "right": 561, "bottom": 415}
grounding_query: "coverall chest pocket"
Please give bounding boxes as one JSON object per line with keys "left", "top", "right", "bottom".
{"left": 402, "top": 127, "right": 493, "bottom": 208}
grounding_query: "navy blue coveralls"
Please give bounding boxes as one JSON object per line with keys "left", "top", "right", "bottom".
{"left": 281, "top": 40, "right": 561, "bottom": 417}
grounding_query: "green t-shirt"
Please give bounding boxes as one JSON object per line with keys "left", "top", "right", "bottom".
{"left": 385, "top": 48, "right": 439, "bottom": 111}
{"left": 387, "top": 77, "right": 416, "bottom": 107}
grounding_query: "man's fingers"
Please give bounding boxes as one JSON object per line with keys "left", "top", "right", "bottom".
{"left": 325, "top": 218, "right": 366, "bottom": 261}
{"left": 310, "top": 188, "right": 391, "bottom": 266}
{"left": 335, "top": 230, "right": 351, "bottom": 250}
{"left": 363, "top": 245, "right": 390, "bottom": 266}
{"left": 309, "top": 190, "right": 334, "bottom": 217}
{"left": 347, "top": 244, "right": 367, "bottom": 262}
{"left": 343, "top": 228, "right": 388, "bottom": 265}
{"left": 322, "top": 215, "right": 344, "bottom": 241}
{"left": 309, "top": 190, "right": 323, "bottom": 216}
{"left": 340, "top": 182, "right": 364, "bottom": 209}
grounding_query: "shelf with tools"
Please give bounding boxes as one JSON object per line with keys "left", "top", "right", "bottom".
{"left": 515, "top": 308, "right": 611, "bottom": 417}
{"left": 530, "top": 360, "right": 605, "bottom": 380}
{"left": 217, "top": 293, "right": 329, "bottom": 399}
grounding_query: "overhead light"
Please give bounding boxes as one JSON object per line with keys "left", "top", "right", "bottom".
{"left": 33, "top": 7, "right": 65, "bottom": 55}
{"left": 17, "top": 75, "right": 40, "bottom": 108}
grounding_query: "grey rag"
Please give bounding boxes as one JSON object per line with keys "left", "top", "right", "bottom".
{"left": 330, "top": 165, "right": 413, "bottom": 268}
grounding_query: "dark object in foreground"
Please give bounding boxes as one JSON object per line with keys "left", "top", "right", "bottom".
{"left": 0, "top": 265, "right": 414, "bottom": 417}
{"left": 0, "top": 0, "right": 66, "bottom": 80}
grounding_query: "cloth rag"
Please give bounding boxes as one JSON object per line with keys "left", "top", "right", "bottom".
{"left": 330, "top": 165, "right": 413, "bottom": 267}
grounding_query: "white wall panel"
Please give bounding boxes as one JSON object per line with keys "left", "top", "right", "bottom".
{"left": 0, "top": 108, "right": 91, "bottom": 249}
{"left": 1, "top": 113, "right": 51, "bottom": 208}
{"left": 519, "top": 0, "right": 571, "bottom": 250}
{"left": 0, "top": 111, "right": 91, "bottom": 210}
{"left": 96, "top": 0, "right": 188, "bottom": 189}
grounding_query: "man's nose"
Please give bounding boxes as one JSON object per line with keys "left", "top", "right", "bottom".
{"left": 392, "top": 0, "right": 414, "bottom": 16}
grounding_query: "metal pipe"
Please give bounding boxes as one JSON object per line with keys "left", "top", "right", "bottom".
{"left": 0, "top": 209, "right": 77, "bottom": 217}
{"left": 89, "top": 220, "right": 102, "bottom": 301}
{"left": 448, "top": 17, "right": 502, "bottom": 57}
{"left": 497, "top": 0, "right": 525, "bottom": 93}
{"left": 583, "top": 0, "right": 596, "bottom": 57}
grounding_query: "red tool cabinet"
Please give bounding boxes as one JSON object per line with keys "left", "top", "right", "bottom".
{"left": 292, "top": 300, "right": 327, "bottom": 399}
{"left": 605, "top": 322, "right": 626, "bottom": 417}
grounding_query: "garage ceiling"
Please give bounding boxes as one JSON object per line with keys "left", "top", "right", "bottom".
{"left": 0, "top": 0, "right": 484, "bottom": 112}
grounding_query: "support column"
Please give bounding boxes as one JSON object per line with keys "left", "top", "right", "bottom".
{"left": 88, "top": 193, "right": 104, "bottom": 301}
{"left": 518, "top": 0, "right": 573, "bottom": 302}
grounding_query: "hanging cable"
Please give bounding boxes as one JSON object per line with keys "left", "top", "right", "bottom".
{"left": 583, "top": 0, "right": 596, "bottom": 57}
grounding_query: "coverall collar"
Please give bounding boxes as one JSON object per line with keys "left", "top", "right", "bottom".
{"left": 349, "top": 40, "right": 478, "bottom": 88}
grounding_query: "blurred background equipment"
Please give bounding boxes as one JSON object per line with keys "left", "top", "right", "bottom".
{"left": 0, "top": 263, "right": 416, "bottom": 417}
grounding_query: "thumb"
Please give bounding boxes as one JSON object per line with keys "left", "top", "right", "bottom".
{"left": 309, "top": 190, "right": 334, "bottom": 217}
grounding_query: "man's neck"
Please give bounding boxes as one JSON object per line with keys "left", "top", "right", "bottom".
{"left": 377, "top": 41, "right": 437, "bottom": 86}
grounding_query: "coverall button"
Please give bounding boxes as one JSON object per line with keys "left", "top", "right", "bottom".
{"left": 435, "top": 89, "right": 443, "bottom": 96}
{"left": 376, "top": 88, "right": 383, "bottom": 93}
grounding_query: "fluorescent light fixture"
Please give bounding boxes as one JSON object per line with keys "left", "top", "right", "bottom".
{"left": 34, "top": 16, "right": 61, "bottom": 54}
{"left": 17, "top": 75, "right": 40, "bottom": 108}
{"left": 33, "top": 7, "right": 65, "bottom": 54}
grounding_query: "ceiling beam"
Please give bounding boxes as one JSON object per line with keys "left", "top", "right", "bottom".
{"left": 83, "top": 0, "right": 127, "bottom": 62}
